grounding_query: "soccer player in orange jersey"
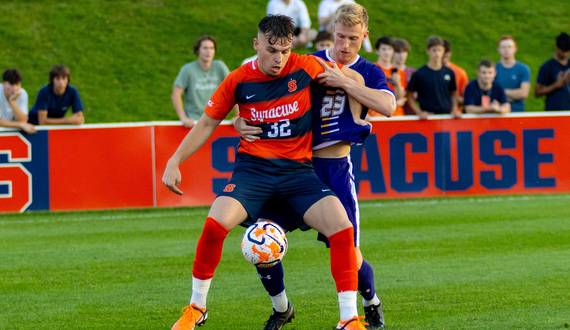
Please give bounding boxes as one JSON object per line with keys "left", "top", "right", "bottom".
{"left": 163, "top": 14, "right": 368, "bottom": 330}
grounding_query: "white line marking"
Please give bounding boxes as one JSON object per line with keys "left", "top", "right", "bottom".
{"left": 0, "top": 209, "right": 208, "bottom": 225}
{"left": 360, "top": 194, "right": 570, "bottom": 208}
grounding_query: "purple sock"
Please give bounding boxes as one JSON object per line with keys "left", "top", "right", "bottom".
{"left": 256, "top": 262, "right": 285, "bottom": 296}
{"left": 358, "top": 259, "right": 376, "bottom": 301}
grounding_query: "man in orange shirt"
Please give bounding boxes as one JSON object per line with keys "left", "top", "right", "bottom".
{"left": 443, "top": 39, "right": 468, "bottom": 107}
{"left": 373, "top": 36, "right": 406, "bottom": 116}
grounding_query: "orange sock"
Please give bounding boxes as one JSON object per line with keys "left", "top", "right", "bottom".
{"left": 192, "top": 217, "right": 229, "bottom": 280}
{"left": 328, "top": 227, "right": 358, "bottom": 292}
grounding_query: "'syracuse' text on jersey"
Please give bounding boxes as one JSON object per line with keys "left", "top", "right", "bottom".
{"left": 205, "top": 53, "right": 333, "bottom": 166}
{"left": 311, "top": 49, "right": 394, "bottom": 149}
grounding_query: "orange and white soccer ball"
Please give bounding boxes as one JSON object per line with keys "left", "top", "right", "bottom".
{"left": 241, "top": 220, "right": 288, "bottom": 268}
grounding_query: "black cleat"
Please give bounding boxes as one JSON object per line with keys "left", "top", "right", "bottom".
{"left": 263, "top": 302, "right": 295, "bottom": 330}
{"left": 364, "top": 301, "right": 385, "bottom": 329}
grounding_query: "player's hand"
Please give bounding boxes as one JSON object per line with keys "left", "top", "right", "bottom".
{"left": 162, "top": 161, "right": 183, "bottom": 195}
{"left": 182, "top": 117, "right": 195, "bottom": 128}
{"left": 451, "top": 109, "right": 462, "bottom": 119}
{"left": 234, "top": 117, "right": 262, "bottom": 142}
{"left": 355, "top": 117, "right": 371, "bottom": 128}
{"left": 315, "top": 57, "right": 347, "bottom": 88}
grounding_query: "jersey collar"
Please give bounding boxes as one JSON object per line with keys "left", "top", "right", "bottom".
{"left": 325, "top": 49, "right": 360, "bottom": 68}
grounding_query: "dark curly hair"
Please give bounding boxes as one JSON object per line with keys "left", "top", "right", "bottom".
{"left": 258, "top": 15, "right": 295, "bottom": 46}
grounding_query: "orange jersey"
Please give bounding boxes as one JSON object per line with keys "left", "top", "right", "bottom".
{"left": 370, "top": 63, "right": 407, "bottom": 117}
{"left": 448, "top": 62, "right": 469, "bottom": 96}
{"left": 206, "top": 53, "right": 331, "bottom": 164}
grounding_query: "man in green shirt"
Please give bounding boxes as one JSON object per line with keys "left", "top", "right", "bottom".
{"left": 171, "top": 35, "right": 231, "bottom": 127}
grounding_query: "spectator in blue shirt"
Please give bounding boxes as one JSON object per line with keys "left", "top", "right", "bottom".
{"left": 534, "top": 32, "right": 570, "bottom": 111}
{"left": 464, "top": 59, "right": 510, "bottom": 114}
{"left": 28, "top": 65, "right": 85, "bottom": 125}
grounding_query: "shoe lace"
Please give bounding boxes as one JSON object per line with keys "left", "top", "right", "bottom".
{"left": 178, "top": 306, "right": 196, "bottom": 327}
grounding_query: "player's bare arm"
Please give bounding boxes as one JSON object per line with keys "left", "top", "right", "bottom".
{"left": 163, "top": 114, "right": 222, "bottom": 195}
{"left": 313, "top": 57, "right": 368, "bottom": 126}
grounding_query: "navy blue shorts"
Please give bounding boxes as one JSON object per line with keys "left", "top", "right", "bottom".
{"left": 253, "top": 155, "right": 361, "bottom": 247}
{"left": 217, "top": 154, "right": 336, "bottom": 230}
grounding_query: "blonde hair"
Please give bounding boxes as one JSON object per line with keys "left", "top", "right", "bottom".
{"left": 333, "top": 3, "right": 369, "bottom": 32}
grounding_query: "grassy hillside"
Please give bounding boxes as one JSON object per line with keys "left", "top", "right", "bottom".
{"left": 1, "top": 0, "right": 568, "bottom": 123}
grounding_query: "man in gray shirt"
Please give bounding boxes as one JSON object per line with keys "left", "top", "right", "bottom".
{"left": 171, "top": 35, "right": 231, "bottom": 127}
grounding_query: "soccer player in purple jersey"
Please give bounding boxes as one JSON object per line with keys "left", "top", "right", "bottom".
{"left": 235, "top": 4, "right": 396, "bottom": 329}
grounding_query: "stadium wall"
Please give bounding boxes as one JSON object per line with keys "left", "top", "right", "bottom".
{"left": 1, "top": 112, "right": 569, "bottom": 213}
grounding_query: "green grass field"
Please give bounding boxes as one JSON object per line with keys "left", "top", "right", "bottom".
{"left": 1, "top": 194, "right": 569, "bottom": 329}
{"left": 1, "top": 0, "right": 569, "bottom": 123}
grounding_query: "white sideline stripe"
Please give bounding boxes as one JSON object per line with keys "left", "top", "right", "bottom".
{"left": 0, "top": 210, "right": 207, "bottom": 225}
{"left": 360, "top": 194, "right": 570, "bottom": 208}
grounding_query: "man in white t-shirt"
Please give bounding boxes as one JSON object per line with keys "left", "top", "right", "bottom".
{"left": 318, "top": 0, "right": 355, "bottom": 32}
{"left": 0, "top": 68, "right": 36, "bottom": 134}
{"left": 267, "top": 0, "right": 317, "bottom": 48}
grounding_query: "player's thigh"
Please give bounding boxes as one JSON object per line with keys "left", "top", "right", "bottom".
{"left": 303, "top": 195, "right": 352, "bottom": 237}
{"left": 208, "top": 196, "right": 249, "bottom": 231}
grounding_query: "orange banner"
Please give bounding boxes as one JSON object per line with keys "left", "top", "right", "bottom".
{"left": 1, "top": 112, "right": 569, "bottom": 213}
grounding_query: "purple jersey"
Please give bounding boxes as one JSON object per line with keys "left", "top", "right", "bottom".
{"left": 311, "top": 49, "right": 393, "bottom": 148}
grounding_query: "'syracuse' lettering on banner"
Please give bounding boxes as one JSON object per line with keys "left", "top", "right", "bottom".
{"left": 250, "top": 101, "right": 299, "bottom": 122}
{"left": 0, "top": 133, "right": 33, "bottom": 212}
{"left": 2, "top": 113, "right": 568, "bottom": 212}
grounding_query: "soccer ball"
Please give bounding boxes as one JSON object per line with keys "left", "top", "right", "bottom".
{"left": 241, "top": 220, "right": 288, "bottom": 268}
